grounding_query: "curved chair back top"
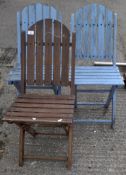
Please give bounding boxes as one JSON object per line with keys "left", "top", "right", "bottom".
{"left": 21, "top": 19, "right": 75, "bottom": 94}
{"left": 70, "top": 3, "right": 117, "bottom": 64}
{"left": 17, "top": 3, "right": 62, "bottom": 64}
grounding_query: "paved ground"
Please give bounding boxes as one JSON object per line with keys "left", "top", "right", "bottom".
{"left": 0, "top": 63, "right": 126, "bottom": 175}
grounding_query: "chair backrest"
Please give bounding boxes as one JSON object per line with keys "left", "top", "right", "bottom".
{"left": 21, "top": 19, "right": 75, "bottom": 95}
{"left": 70, "top": 3, "right": 117, "bottom": 64}
{"left": 17, "top": 3, "right": 62, "bottom": 64}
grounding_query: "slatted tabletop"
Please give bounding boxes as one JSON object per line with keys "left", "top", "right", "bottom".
{"left": 8, "top": 65, "right": 123, "bottom": 86}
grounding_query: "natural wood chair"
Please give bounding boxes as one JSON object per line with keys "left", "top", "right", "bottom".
{"left": 3, "top": 19, "right": 75, "bottom": 169}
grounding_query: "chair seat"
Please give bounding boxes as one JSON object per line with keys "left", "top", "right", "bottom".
{"left": 3, "top": 94, "right": 75, "bottom": 124}
{"left": 75, "top": 66, "right": 124, "bottom": 85}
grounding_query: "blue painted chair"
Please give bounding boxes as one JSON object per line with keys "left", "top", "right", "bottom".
{"left": 8, "top": 3, "right": 62, "bottom": 94}
{"left": 70, "top": 3, "right": 124, "bottom": 127}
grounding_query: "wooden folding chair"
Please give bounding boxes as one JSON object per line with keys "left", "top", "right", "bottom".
{"left": 70, "top": 3, "right": 124, "bottom": 128}
{"left": 3, "top": 19, "right": 75, "bottom": 169}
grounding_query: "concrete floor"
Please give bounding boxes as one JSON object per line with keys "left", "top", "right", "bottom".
{"left": 0, "top": 64, "right": 126, "bottom": 175}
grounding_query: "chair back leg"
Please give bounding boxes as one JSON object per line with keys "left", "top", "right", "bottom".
{"left": 67, "top": 124, "right": 73, "bottom": 170}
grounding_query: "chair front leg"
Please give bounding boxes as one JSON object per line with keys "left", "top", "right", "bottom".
{"left": 19, "top": 126, "right": 25, "bottom": 166}
{"left": 74, "top": 85, "right": 77, "bottom": 108}
{"left": 104, "top": 86, "right": 116, "bottom": 108}
{"left": 14, "top": 81, "right": 22, "bottom": 96}
{"left": 111, "top": 87, "right": 116, "bottom": 129}
{"left": 67, "top": 124, "right": 73, "bottom": 170}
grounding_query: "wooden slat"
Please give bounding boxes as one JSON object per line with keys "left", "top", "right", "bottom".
{"left": 21, "top": 6, "right": 28, "bottom": 80}
{"left": 105, "top": 8, "right": 113, "bottom": 60}
{"left": 28, "top": 5, "right": 36, "bottom": 27}
{"left": 36, "top": 21, "right": 43, "bottom": 84}
{"left": 4, "top": 116, "right": 72, "bottom": 124}
{"left": 27, "top": 26, "right": 35, "bottom": 85}
{"left": 10, "top": 107, "right": 74, "bottom": 114}
{"left": 6, "top": 112, "right": 73, "bottom": 118}
{"left": 98, "top": 5, "right": 105, "bottom": 59}
{"left": 17, "top": 12, "right": 21, "bottom": 64}
{"left": 36, "top": 3, "right": 43, "bottom": 21}
{"left": 12, "top": 103, "right": 74, "bottom": 109}
{"left": 76, "top": 8, "right": 83, "bottom": 58}
{"left": 71, "top": 33, "right": 75, "bottom": 95}
{"left": 16, "top": 100, "right": 74, "bottom": 105}
{"left": 21, "top": 32, "right": 26, "bottom": 94}
{"left": 90, "top": 4, "right": 97, "bottom": 58}
{"left": 45, "top": 19, "right": 52, "bottom": 84}
{"left": 87, "top": 5, "right": 92, "bottom": 58}
{"left": 75, "top": 76, "right": 121, "bottom": 79}
{"left": 53, "top": 20, "right": 61, "bottom": 84}
{"left": 70, "top": 13, "right": 74, "bottom": 33}
{"left": 113, "top": 13, "right": 117, "bottom": 65}
{"left": 50, "top": 6, "right": 56, "bottom": 20}
{"left": 43, "top": 4, "right": 49, "bottom": 18}
{"left": 75, "top": 73, "right": 121, "bottom": 77}
{"left": 75, "top": 71, "right": 120, "bottom": 74}
{"left": 22, "top": 6, "right": 28, "bottom": 31}
{"left": 16, "top": 98, "right": 74, "bottom": 105}
{"left": 75, "top": 66, "right": 119, "bottom": 71}
{"left": 83, "top": 5, "right": 90, "bottom": 58}
{"left": 61, "top": 24, "right": 70, "bottom": 85}
{"left": 18, "top": 94, "right": 75, "bottom": 100}
{"left": 75, "top": 79, "right": 123, "bottom": 85}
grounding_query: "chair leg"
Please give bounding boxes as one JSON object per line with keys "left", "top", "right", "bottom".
{"left": 14, "top": 81, "right": 21, "bottom": 96}
{"left": 53, "top": 85, "right": 61, "bottom": 95}
{"left": 104, "top": 86, "right": 116, "bottom": 109}
{"left": 67, "top": 124, "right": 73, "bottom": 170}
{"left": 57, "top": 86, "right": 61, "bottom": 95}
{"left": 23, "top": 124, "right": 37, "bottom": 137}
{"left": 19, "top": 126, "right": 25, "bottom": 166}
{"left": 111, "top": 88, "right": 116, "bottom": 129}
{"left": 75, "top": 85, "right": 77, "bottom": 108}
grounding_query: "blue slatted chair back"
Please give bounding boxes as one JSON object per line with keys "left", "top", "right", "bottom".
{"left": 70, "top": 3, "right": 117, "bottom": 64}
{"left": 17, "top": 3, "right": 62, "bottom": 64}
